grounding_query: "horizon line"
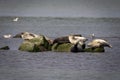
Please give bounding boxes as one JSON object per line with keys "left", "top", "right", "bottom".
{"left": 0, "top": 15, "right": 120, "bottom": 19}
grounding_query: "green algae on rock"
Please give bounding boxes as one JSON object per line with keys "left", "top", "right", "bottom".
{"left": 84, "top": 47, "right": 105, "bottom": 52}
{"left": 52, "top": 43, "right": 73, "bottom": 52}
{"left": 19, "top": 41, "right": 34, "bottom": 52}
{"left": 19, "top": 35, "right": 51, "bottom": 52}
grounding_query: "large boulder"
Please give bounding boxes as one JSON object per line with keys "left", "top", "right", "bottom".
{"left": 19, "top": 41, "right": 34, "bottom": 52}
{"left": 52, "top": 43, "right": 73, "bottom": 52}
{"left": 29, "top": 36, "right": 51, "bottom": 50}
{"left": 51, "top": 43, "right": 105, "bottom": 52}
{"left": 19, "top": 35, "right": 51, "bottom": 52}
{"left": 52, "top": 43, "right": 86, "bottom": 52}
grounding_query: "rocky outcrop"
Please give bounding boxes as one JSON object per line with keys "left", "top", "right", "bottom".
{"left": 19, "top": 35, "right": 51, "bottom": 52}
{"left": 0, "top": 46, "right": 10, "bottom": 50}
{"left": 51, "top": 43, "right": 105, "bottom": 52}
{"left": 16, "top": 33, "right": 112, "bottom": 53}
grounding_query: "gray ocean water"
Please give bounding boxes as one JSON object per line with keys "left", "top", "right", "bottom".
{"left": 0, "top": 17, "right": 120, "bottom": 80}
{"left": 0, "top": 17, "right": 120, "bottom": 37}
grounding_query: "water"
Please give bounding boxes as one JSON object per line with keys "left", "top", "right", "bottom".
{"left": 0, "top": 17, "right": 120, "bottom": 80}
{"left": 0, "top": 17, "right": 120, "bottom": 37}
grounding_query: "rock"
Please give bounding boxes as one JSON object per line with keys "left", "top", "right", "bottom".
{"left": 52, "top": 43, "right": 73, "bottom": 52}
{"left": 33, "top": 44, "right": 48, "bottom": 52}
{"left": 51, "top": 43, "right": 104, "bottom": 53}
{"left": 19, "top": 41, "right": 34, "bottom": 52}
{"left": 28, "top": 35, "right": 51, "bottom": 50}
{"left": 0, "top": 46, "right": 10, "bottom": 50}
{"left": 19, "top": 35, "right": 51, "bottom": 52}
{"left": 52, "top": 40, "right": 86, "bottom": 52}
{"left": 84, "top": 47, "right": 105, "bottom": 52}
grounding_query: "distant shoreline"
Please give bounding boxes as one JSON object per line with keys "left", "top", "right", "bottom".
{"left": 0, "top": 16, "right": 120, "bottom": 19}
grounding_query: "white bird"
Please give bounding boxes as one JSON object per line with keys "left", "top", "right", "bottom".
{"left": 3, "top": 34, "right": 12, "bottom": 38}
{"left": 87, "top": 39, "right": 112, "bottom": 48}
{"left": 13, "top": 17, "right": 19, "bottom": 22}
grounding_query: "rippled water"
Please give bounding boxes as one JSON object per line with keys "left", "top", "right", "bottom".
{"left": 0, "top": 17, "right": 120, "bottom": 37}
{"left": 0, "top": 17, "right": 120, "bottom": 80}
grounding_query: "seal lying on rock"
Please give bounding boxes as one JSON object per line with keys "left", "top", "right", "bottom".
{"left": 13, "top": 32, "right": 53, "bottom": 45}
{"left": 53, "top": 34, "right": 82, "bottom": 44}
{"left": 13, "top": 32, "right": 39, "bottom": 40}
{"left": 52, "top": 34, "right": 85, "bottom": 52}
{"left": 68, "top": 34, "right": 88, "bottom": 52}
{"left": 68, "top": 34, "right": 88, "bottom": 44}
{"left": 87, "top": 39, "right": 112, "bottom": 48}
{"left": 86, "top": 39, "right": 112, "bottom": 52}
{"left": 70, "top": 42, "right": 85, "bottom": 52}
